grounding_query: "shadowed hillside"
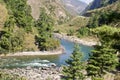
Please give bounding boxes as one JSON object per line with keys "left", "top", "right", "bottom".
{"left": 87, "top": 0, "right": 118, "bottom": 10}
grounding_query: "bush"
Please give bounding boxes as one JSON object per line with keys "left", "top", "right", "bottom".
{"left": 0, "top": 30, "right": 24, "bottom": 54}
{"left": 92, "top": 77, "right": 104, "bottom": 80}
{"left": 77, "top": 27, "right": 90, "bottom": 38}
{"left": 67, "top": 29, "right": 74, "bottom": 36}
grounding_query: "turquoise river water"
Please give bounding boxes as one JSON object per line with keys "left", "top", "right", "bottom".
{"left": 0, "top": 39, "right": 93, "bottom": 68}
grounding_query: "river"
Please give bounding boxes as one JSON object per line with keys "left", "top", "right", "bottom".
{"left": 0, "top": 39, "right": 93, "bottom": 68}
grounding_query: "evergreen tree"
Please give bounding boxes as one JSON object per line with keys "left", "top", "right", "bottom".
{"left": 35, "top": 8, "right": 60, "bottom": 51}
{"left": 87, "top": 44, "right": 118, "bottom": 77}
{"left": 0, "top": 30, "right": 24, "bottom": 54}
{"left": 35, "top": 8, "right": 54, "bottom": 38}
{"left": 87, "top": 13, "right": 99, "bottom": 28}
{"left": 4, "top": 0, "right": 34, "bottom": 32}
{"left": 62, "top": 44, "right": 85, "bottom": 80}
{"left": 91, "top": 25, "right": 120, "bottom": 72}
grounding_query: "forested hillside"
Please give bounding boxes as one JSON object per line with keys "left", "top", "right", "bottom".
{"left": 83, "top": 0, "right": 120, "bottom": 80}
{"left": 0, "top": 0, "right": 64, "bottom": 54}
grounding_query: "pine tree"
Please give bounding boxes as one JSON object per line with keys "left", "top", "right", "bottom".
{"left": 62, "top": 44, "right": 85, "bottom": 80}
{"left": 35, "top": 8, "right": 60, "bottom": 51}
{"left": 87, "top": 44, "right": 118, "bottom": 77}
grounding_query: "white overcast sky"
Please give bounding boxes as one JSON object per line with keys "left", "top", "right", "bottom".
{"left": 79, "top": 0, "right": 94, "bottom": 4}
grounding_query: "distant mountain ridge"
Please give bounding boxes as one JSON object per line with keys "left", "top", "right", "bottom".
{"left": 61, "top": 0, "right": 88, "bottom": 15}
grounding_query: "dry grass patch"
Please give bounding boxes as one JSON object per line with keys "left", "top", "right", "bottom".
{"left": 23, "top": 33, "right": 39, "bottom": 51}
{"left": 0, "top": 3, "right": 8, "bottom": 30}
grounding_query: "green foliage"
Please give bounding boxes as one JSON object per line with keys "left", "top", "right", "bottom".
{"left": 77, "top": 27, "right": 91, "bottom": 38}
{"left": 67, "top": 29, "right": 74, "bottom": 36}
{"left": 0, "top": 30, "right": 24, "bottom": 54}
{"left": 0, "top": 0, "right": 4, "bottom": 4}
{"left": 92, "top": 77, "right": 104, "bottom": 80}
{"left": 35, "top": 8, "right": 60, "bottom": 51}
{"left": 87, "top": 44, "right": 118, "bottom": 77}
{"left": 35, "top": 8, "right": 54, "bottom": 37}
{"left": 0, "top": 71, "right": 26, "bottom": 80}
{"left": 87, "top": 10, "right": 120, "bottom": 28}
{"left": 100, "top": 0, "right": 118, "bottom": 7}
{"left": 4, "top": 15, "right": 15, "bottom": 32}
{"left": 62, "top": 44, "right": 85, "bottom": 80}
{"left": 87, "top": 26, "right": 120, "bottom": 77}
{"left": 92, "top": 25, "right": 120, "bottom": 51}
{"left": 4, "top": 0, "right": 34, "bottom": 32}
{"left": 35, "top": 36, "right": 60, "bottom": 51}
{"left": 87, "top": 13, "right": 99, "bottom": 28}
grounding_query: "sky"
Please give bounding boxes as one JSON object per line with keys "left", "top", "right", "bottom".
{"left": 79, "top": 0, "right": 94, "bottom": 4}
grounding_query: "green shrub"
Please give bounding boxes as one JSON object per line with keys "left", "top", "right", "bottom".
{"left": 77, "top": 27, "right": 90, "bottom": 38}
{"left": 92, "top": 77, "right": 104, "bottom": 80}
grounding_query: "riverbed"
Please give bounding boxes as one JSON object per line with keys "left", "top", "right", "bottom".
{"left": 0, "top": 39, "right": 93, "bottom": 68}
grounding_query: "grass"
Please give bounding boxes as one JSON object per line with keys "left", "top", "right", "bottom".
{"left": 23, "top": 32, "right": 39, "bottom": 51}
{"left": 54, "top": 16, "right": 89, "bottom": 34}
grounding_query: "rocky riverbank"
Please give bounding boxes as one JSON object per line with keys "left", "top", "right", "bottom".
{"left": 0, "top": 67, "right": 62, "bottom": 80}
{"left": 54, "top": 33, "right": 98, "bottom": 46}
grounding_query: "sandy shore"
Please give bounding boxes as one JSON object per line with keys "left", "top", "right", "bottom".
{"left": 0, "top": 47, "right": 65, "bottom": 57}
{"left": 54, "top": 33, "right": 98, "bottom": 46}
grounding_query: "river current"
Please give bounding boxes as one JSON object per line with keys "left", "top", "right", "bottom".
{"left": 0, "top": 39, "right": 93, "bottom": 68}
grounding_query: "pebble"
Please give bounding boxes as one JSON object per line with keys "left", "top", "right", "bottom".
{"left": 0, "top": 67, "right": 62, "bottom": 80}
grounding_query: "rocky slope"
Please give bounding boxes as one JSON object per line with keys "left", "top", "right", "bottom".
{"left": 61, "top": 0, "right": 88, "bottom": 15}
{"left": 27, "top": 0, "right": 89, "bottom": 24}
{"left": 27, "top": 0, "right": 70, "bottom": 24}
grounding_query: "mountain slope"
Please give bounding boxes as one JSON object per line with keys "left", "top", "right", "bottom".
{"left": 85, "top": 1, "right": 120, "bottom": 28}
{"left": 85, "top": 0, "right": 120, "bottom": 16}
{"left": 61, "top": 0, "right": 88, "bottom": 15}
{"left": 27, "top": 0, "right": 70, "bottom": 24}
